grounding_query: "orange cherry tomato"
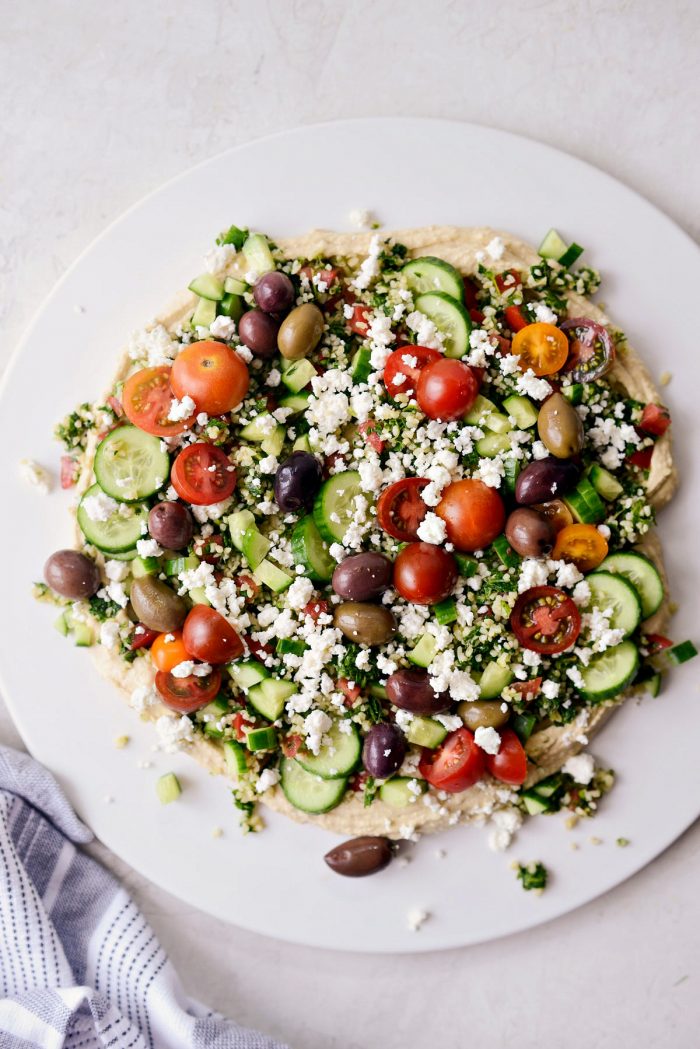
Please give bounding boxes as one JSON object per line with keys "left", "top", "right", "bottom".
{"left": 151, "top": 630, "right": 189, "bottom": 672}
{"left": 552, "top": 523, "right": 609, "bottom": 572}
{"left": 512, "top": 322, "right": 569, "bottom": 377}
{"left": 171, "top": 340, "right": 249, "bottom": 415}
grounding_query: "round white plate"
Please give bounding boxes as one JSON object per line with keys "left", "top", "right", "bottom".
{"left": 1, "top": 119, "right": 699, "bottom": 953}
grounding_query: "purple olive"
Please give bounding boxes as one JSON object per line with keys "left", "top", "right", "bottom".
{"left": 332, "top": 553, "right": 393, "bottom": 601}
{"left": 253, "top": 271, "right": 295, "bottom": 315}
{"left": 148, "top": 502, "right": 194, "bottom": 550}
{"left": 324, "top": 836, "right": 393, "bottom": 877}
{"left": 515, "top": 456, "right": 580, "bottom": 505}
{"left": 362, "top": 723, "right": 406, "bottom": 779}
{"left": 238, "top": 309, "right": 280, "bottom": 358}
{"left": 505, "top": 508, "right": 555, "bottom": 558}
{"left": 386, "top": 668, "right": 451, "bottom": 715}
{"left": 44, "top": 550, "right": 101, "bottom": 599}
{"left": 274, "top": 451, "right": 323, "bottom": 512}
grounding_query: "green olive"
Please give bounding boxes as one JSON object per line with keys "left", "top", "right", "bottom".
{"left": 333, "top": 602, "right": 396, "bottom": 647}
{"left": 277, "top": 303, "right": 324, "bottom": 360}
{"left": 129, "top": 576, "right": 187, "bottom": 633}
{"left": 537, "top": 392, "right": 584, "bottom": 459}
{"left": 457, "top": 699, "right": 510, "bottom": 731}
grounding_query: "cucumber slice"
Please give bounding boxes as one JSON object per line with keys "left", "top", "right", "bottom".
{"left": 278, "top": 391, "right": 311, "bottom": 415}
{"left": 405, "top": 717, "right": 447, "bottom": 749}
{"left": 414, "top": 292, "right": 472, "bottom": 359}
{"left": 521, "top": 789, "right": 551, "bottom": 816}
{"left": 192, "top": 297, "right": 217, "bottom": 328}
{"left": 483, "top": 412, "right": 511, "bottom": 434}
{"left": 253, "top": 559, "right": 293, "bottom": 593}
{"left": 165, "top": 553, "right": 199, "bottom": 576}
{"left": 512, "top": 711, "right": 537, "bottom": 744}
{"left": 648, "top": 640, "right": 698, "bottom": 672}
{"left": 407, "top": 633, "right": 438, "bottom": 668}
{"left": 313, "top": 469, "right": 364, "bottom": 544}
{"left": 368, "top": 683, "right": 388, "bottom": 699}
{"left": 455, "top": 553, "right": 479, "bottom": 577}
{"left": 599, "top": 552, "right": 664, "bottom": 619}
{"left": 276, "top": 637, "right": 307, "bottom": 656}
{"left": 248, "top": 677, "right": 297, "bottom": 721}
{"left": 218, "top": 292, "right": 244, "bottom": 322}
{"left": 538, "top": 228, "right": 568, "bottom": 261}
{"left": 503, "top": 457, "right": 520, "bottom": 496}
{"left": 94, "top": 425, "right": 169, "bottom": 501}
{"left": 349, "top": 346, "right": 372, "bottom": 384}
{"left": 291, "top": 516, "right": 335, "bottom": 583}
{"left": 558, "top": 243, "right": 584, "bottom": 268}
{"left": 296, "top": 720, "right": 361, "bottom": 780}
{"left": 188, "top": 273, "right": 225, "bottom": 301}
{"left": 77, "top": 483, "right": 149, "bottom": 552}
{"left": 564, "top": 477, "right": 606, "bottom": 524}
{"left": 502, "top": 395, "right": 538, "bottom": 429}
{"left": 403, "top": 256, "right": 465, "bottom": 302}
{"left": 561, "top": 383, "right": 584, "bottom": 406}
{"left": 378, "top": 777, "right": 427, "bottom": 807}
{"left": 131, "top": 555, "right": 159, "bottom": 578}
{"left": 281, "top": 358, "right": 316, "bottom": 393}
{"left": 478, "top": 660, "right": 514, "bottom": 698}
{"left": 229, "top": 659, "right": 270, "bottom": 690}
{"left": 242, "top": 233, "right": 275, "bottom": 276}
{"left": 107, "top": 547, "right": 138, "bottom": 561}
{"left": 586, "top": 571, "right": 641, "bottom": 638}
{"left": 280, "top": 758, "right": 348, "bottom": 814}
{"left": 475, "top": 432, "right": 512, "bottom": 458}
{"left": 588, "top": 464, "right": 623, "bottom": 502}
{"left": 492, "top": 534, "right": 520, "bottom": 569}
{"left": 577, "top": 640, "right": 640, "bottom": 702}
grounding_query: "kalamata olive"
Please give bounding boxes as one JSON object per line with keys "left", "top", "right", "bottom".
{"left": 505, "top": 508, "right": 555, "bottom": 558}
{"left": 273, "top": 451, "right": 323, "bottom": 512}
{"left": 148, "top": 502, "right": 194, "bottom": 550}
{"left": 515, "top": 456, "right": 580, "bottom": 505}
{"left": 324, "top": 836, "right": 393, "bottom": 878}
{"left": 458, "top": 699, "right": 510, "bottom": 731}
{"left": 362, "top": 723, "right": 407, "bottom": 779}
{"left": 129, "top": 576, "right": 187, "bottom": 632}
{"left": 333, "top": 602, "right": 396, "bottom": 646}
{"left": 238, "top": 309, "right": 280, "bottom": 358}
{"left": 44, "top": 550, "right": 101, "bottom": 599}
{"left": 532, "top": 499, "right": 574, "bottom": 534}
{"left": 537, "top": 392, "right": 584, "bottom": 459}
{"left": 386, "top": 667, "right": 451, "bottom": 715}
{"left": 253, "top": 271, "right": 295, "bottom": 315}
{"left": 332, "top": 553, "right": 393, "bottom": 601}
{"left": 277, "top": 303, "right": 324, "bottom": 360}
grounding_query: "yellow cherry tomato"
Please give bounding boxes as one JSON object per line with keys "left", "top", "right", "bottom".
{"left": 552, "top": 524, "right": 609, "bottom": 573}
{"left": 512, "top": 322, "right": 569, "bottom": 377}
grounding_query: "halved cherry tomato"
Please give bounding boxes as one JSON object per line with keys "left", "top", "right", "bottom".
{"left": 628, "top": 446, "right": 654, "bottom": 470}
{"left": 155, "top": 667, "right": 222, "bottom": 713}
{"left": 182, "top": 606, "right": 244, "bottom": 664}
{"left": 383, "top": 346, "right": 441, "bottom": 399}
{"left": 639, "top": 403, "right": 671, "bottom": 436}
{"left": 60, "top": 455, "right": 79, "bottom": 489}
{"left": 484, "top": 728, "right": 528, "bottom": 786}
{"left": 129, "top": 624, "right": 160, "bottom": 651}
{"left": 151, "top": 630, "right": 189, "bottom": 671}
{"left": 123, "top": 366, "right": 194, "bottom": 436}
{"left": 531, "top": 499, "right": 574, "bottom": 535}
{"left": 347, "top": 304, "right": 372, "bottom": 336}
{"left": 358, "top": 419, "right": 385, "bottom": 453}
{"left": 512, "top": 323, "right": 569, "bottom": 376}
{"left": 511, "top": 586, "right": 581, "bottom": 654}
{"left": 393, "top": 542, "right": 458, "bottom": 605}
{"left": 503, "top": 305, "right": 529, "bottom": 332}
{"left": 171, "top": 443, "right": 237, "bottom": 505}
{"left": 560, "top": 318, "right": 615, "bottom": 382}
{"left": 512, "top": 677, "right": 542, "bottom": 699}
{"left": 337, "top": 677, "right": 361, "bottom": 705}
{"left": 303, "top": 599, "right": 329, "bottom": 621}
{"left": 495, "top": 269, "right": 522, "bottom": 293}
{"left": 377, "top": 478, "right": 429, "bottom": 542}
{"left": 436, "top": 479, "right": 505, "bottom": 552}
{"left": 419, "top": 728, "right": 485, "bottom": 793}
{"left": 552, "top": 523, "right": 608, "bottom": 572}
{"left": 416, "top": 358, "right": 480, "bottom": 421}
{"left": 171, "top": 340, "right": 249, "bottom": 415}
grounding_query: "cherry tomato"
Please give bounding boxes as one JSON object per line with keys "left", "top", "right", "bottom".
{"left": 393, "top": 542, "right": 458, "bottom": 605}
{"left": 503, "top": 305, "right": 529, "bottom": 332}
{"left": 531, "top": 499, "right": 574, "bottom": 535}
{"left": 639, "top": 403, "right": 671, "bottom": 436}
{"left": 123, "top": 366, "right": 194, "bottom": 436}
{"left": 436, "top": 479, "right": 505, "bottom": 552}
{"left": 182, "top": 606, "right": 244, "bottom": 664}
{"left": 171, "top": 443, "right": 237, "bottom": 505}
{"left": 383, "top": 346, "right": 441, "bottom": 399}
{"left": 151, "top": 630, "right": 189, "bottom": 671}
{"left": 358, "top": 419, "right": 385, "bottom": 453}
{"left": 377, "top": 478, "right": 429, "bottom": 542}
{"left": 107, "top": 395, "right": 124, "bottom": 418}
{"left": 419, "top": 728, "right": 485, "bottom": 793}
{"left": 560, "top": 318, "right": 615, "bottom": 382}
{"left": 552, "top": 523, "right": 609, "bottom": 572}
{"left": 347, "top": 304, "right": 372, "bottom": 336}
{"left": 171, "top": 340, "right": 249, "bottom": 415}
{"left": 511, "top": 586, "right": 581, "bottom": 654}
{"left": 416, "top": 358, "right": 480, "bottom": 421}
{"left": 512, "top": 322, "right": 569, "bottom": 376}
{"left": 484, "top": 728, "right": 528, "bottom": 786}
{"left": 155, "top": 667, "right": 222, "bottom": 713}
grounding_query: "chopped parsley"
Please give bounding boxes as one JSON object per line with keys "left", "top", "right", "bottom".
{"left": 515, "top": 861, "right": 548, "bottom": 893}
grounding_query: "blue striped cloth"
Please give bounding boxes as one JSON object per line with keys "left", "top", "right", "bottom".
{"left": 0, "top": 745, "right": 287, "bottom": 1049}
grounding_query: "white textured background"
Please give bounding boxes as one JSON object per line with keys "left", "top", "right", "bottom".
{"left": 2, "top": 2, "right": 699, "bottom": 1046}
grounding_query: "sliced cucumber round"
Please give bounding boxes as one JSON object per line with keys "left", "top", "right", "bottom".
{"left": 576, "top": 640, "right": 640, "bottom": 702}
{"left": 280, "top": 758, "right": 348, "bottom": 814}
{"left": 291, "top": 516, "right": 335, "bottom": 582}
{"left": 586, "top": 571, "right": 641, "bottom": 639}
{"left": 296, "top": 720, "right": 361, "bottom": 780}
{"left": 313, "top": 469, "right": 364, "bottom": 544}
{"left": 77, "top": 483, "right": 149, "bottom": 552}
{"left": 599, "top": 552, "right": 664, "bottom": 620}
{"left": 402, "top": 256, "right": 465, "bottom": 302}
{"left": 414, "top": 291, "right": 472, "bottom": 358}
{"left": 94, "top": 425, "right": 169, "bottom": 501}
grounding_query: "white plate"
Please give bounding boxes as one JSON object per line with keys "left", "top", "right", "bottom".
{"left": 1, "top": 118, "right": 699, "bottom": 953}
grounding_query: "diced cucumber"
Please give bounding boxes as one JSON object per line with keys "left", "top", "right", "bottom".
{"left": 586, "top": 571, "right": 641, "bottom": 638}
{"left": 533, "top": 774, "right": 563, "bottom": 798}
{"left": 455, "top": 553, "right": 479, "bottom": 577}
{"left": 65, "top": 608, "right": 94, "bottom": 647}
{"left": 558, "top": 242, "right": 585, "bottom": 268}
{"left": 492, "top": 534, "right": 520, "bottom": 569}
{"left": 229, "top": 659, "right": 270, "bottom": 690}
{"left": 648, "top": 640, "right": 698, "bottom": 673}
{"left": 246, "top": 727, "right": 278, "bottom": 752}
{"left": 478, "top": 660, "right": 514, "bottom": 699}
{"left": 278, "top": 391, "right": 311, "bottom": 415}
{"left": 54, "top": 612, "right": 69, "bottom": 636}
{"left": 349, "top": 346, "right": 372, "bottom": 384}
{"left": 276, "top": 637, "right": 307, "bottom": 656}
{"left": 188, "top": 273, "right": 225, "bottom": 300}
{"left": 156, "top": 772, "right": 182, "bottom": 804}
{"left": 242, "top": 233, "right": 275, "bottom": 276}
{"left": 405, "top": 717, "right": 447, "bottom": 749}
{"left": 240, "top": 412, "right": 276, "bottom": 442}
{"left": 414, "top": 291, "right": 472, "bottom": 359}
{"left": 407, "top": 633, "right": 438, "bottom": 668}
{"left": 576, "top": 640, "right": 639, "bottom": 702}
{"left": 503, "top": 457, "right": 521, "bottom": 496}
{"left": 253, "top": 559, "right": 293, "bottom": 593}
{"left": 296, "top": 720, "right": 361, "bottom": 779}
{"left": 131, "top": 555, "right": 160, "bottom": 578}
{"left": 313, "top": 469, "right": 364, "bottom": 544}
{"left": 476, "top": 432, "right": 512, "bottom": 458}
{"left": 561, "top": 383, "right": 584, "bottom": 406}
{"left": 291, "top": 515, "right": 335, "bottom": 583}
{"left": 192, "top": 297, "right": 217, "bottom": 328}
{"left": 293, "top": 435, "right": 312, "bottom": 453}
{"left": 218, "top": 293, "right": 244, "bottom": 322}
{"left": 368, "top": 683, "right": 388, "bottom": 700}
{"left": 280, "top": 757, "right": 348, "bottom": 814}
{"left": 433, "top": 598, "right": 458, "bottom": 626}
{"left": 484, "top": 412, "right": 512, "bottom": 434}
{"left": 228, "top": 509, "right": 256, "bottom": 551}
{"left": 281, "top": 358, "right": 316, "bottom": 393}
{"left": 223, "top": 738, "right": 247, "bottom": 777}
{"left": 165, "top": 553, "right": 199, "bottom": 576}
{"left": 600, "top": 551, "right": 664, "bottom": 619}
{"left": 564, "top": 477, "right": 606, "bottom": 524}
{"left": 188, "top": 586, "right": 210, "bottom": 606}
{"left": 402, "top": 256, "right": 465, "bottom": 302}
{"left": 261, "top": 426, "right": 285, "bottom": 458}
{"left": 520, "top": 789, "right": 551, "bottom": 816}
{"left": 93, "top": 425, "right": 169, "bottom": 501}
{"left": 378, "top": 777, "right": 427, "bottom": 808}
{"left": 538, "top": 228, "right": 569, "bottom": 261}
{"left": 464, "top": 394, "right": 499, "bottom": 426}
{"left": 642, "top": 671, "right": 662, "bottom": 698}
{"left": 224, "top": 275, "right": 248, "bottom": 295}
{"left": 77, "top": 483, "right": 149, "bottom": 553}
{"left": 588, "top": 464, "right": 623, "bottom": 502}
{"left": 247, "top": 677, "right": 297, "bottom": 721}
{"left": 241, "top": 527, "right": 271, "bottom": 570}
{"left": 219, "top": 225, "right": 248, "bottom": 250}
{"left": 512, "top": 711, "right": 537, "bottom": 744}
{"left": 502, "top": 395, "right": 538, "bottom": 429}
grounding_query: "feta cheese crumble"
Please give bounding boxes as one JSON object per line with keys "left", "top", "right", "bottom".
{"left": 19, "top": 459, "right": 51, "bottom": 493}
{"left": 474, "top": 726, "right": 501, "bottom": 755}
{"left": 562, "top": 752, "right": 595, "bottom": 785}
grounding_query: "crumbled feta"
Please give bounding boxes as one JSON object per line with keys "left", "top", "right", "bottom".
{"left": 486, "top": 236, "right": 505, "bottom": 261}
{"left": 130, "top": 685, "right": 158, "bottom": 713}
{"left": 82, "top": 491, "right": 118, "bottom": 522}
{"left": 104, "top": 559, "right": 129, "bottom": 582}
{"left": 350, "top": 234, "right": 382, "bottom": 291}
{"left": 286, "top": 576, "right": 315, "bottom": 610}
{"left": 136, "top": 538, "right": 162, "bottom": 558}
{"left": 167, "top": 395, "right": 196, "bottom": 422}
{"left": 488, "top": 807, "right": 523, "bottom": 851}
{"left": 99, "top": 621, "right": 120, "bottom": 650}
{"left": 416, "top": 512, "right": 447, "bottom": 545}
{"left": 518, "top": 558, "right": 550, "bottom": 593}
{"left": 474, "top": 726, "right": 501, "bottom": 755}
{"left": 155, "top": 714, "right": 194, "bottom": 752}
{"left": 266, "top": 368, "right": 281, "bottom": 387}
{"left": 209, "top": 315, "right": 237, "bottom": 340}
{"left": 516, "top": 369, "right": 553, "bottom": 402}
{"left": 476, "top": 457, "right": 505, "bottom": 489}
{"left": 203, "top": 243, "right": 237, "bottom": 274}
{"left": 255, "top": 768, "right": 281, "bottom": 793}
{"left": 406, "top": 310, "right": 445, "bottom": 351}
{"left": 348, "top": 208, "right": 374, "bottom": 229}
{"left": 19, "top": 459, "right": 51, "bottom": 493}
{"left": 127, "top": 324, "right": 177, "bottom": 366}
{"left": 303, "top": 709, "right": 333, "bottom": 755}
{"left": 406, "top": 908, "right": 430, "bottom": 932}
{"left": 532, "top": 303, "right": 558, "bottom": 324}
{"left": 170, "top": 660, "right": 196, "bottom": 678}
{"left": 258, "top": 455, "right": 278, "bottom": 474}
{"left": 562, "top": 752, "right": 595, "bottom": 785}
{"left": 541, "top": 680, "right": 560, "bottom": 700}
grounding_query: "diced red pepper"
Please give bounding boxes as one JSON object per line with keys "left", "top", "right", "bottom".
{"left": 643, "top": 634, "right": 673, "bottom": 654}
{"left": 193, "top": 534, "right": 225, "bottom": 564}
{"left": 495, "top": 269, "right": 522, "bottom": 293}
{"left": 639, "top": 403, "right": 671, "bottom": 437}
{"left": 350, "top": 770, "right": 369, "bottom": 793}
{"left": 281, "top": 733, "right": 302, "bottom": 758}
{"left": 303, "top": 599, "right": 329, "bottom": 622}
{"left": 232, "top": 711, "right": 254, "bottom": 742}
{"left": 489, "top": 334, "right": 512, "bottom": 356}
{"left": 358, "top": 419, "right": 385, "bottom": 454}
{"left": 236, "top": 573, "right": 260, "bottom": 598}
{"left": 628, "top": 446, "right": 654, "bottom": 470}
{"left": 512, "top": 676, "right": 542, "bottom": 699}
{"left": 503, "top": 305, "right": 529, "bottom": 332}
{"left": 337, "top": 677, "right": 362, "bottom": 706}
{"left": 347, "top": 304, "right": 373, "bottom": 337}
{"left": 60, "top": 455, "right": 79, "bottom": 489}
{"left": 130, "top": 625, "right": 160, "bottom": 651}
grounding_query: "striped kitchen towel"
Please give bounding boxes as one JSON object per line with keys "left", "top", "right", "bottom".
{"left": 0, "top": 745, "right": 287, "bottom": 1049}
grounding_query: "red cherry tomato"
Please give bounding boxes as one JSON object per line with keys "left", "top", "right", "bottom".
{"left": 358, "top": 419, "right": 385, "bottom": 453}
{"left": 155, "top": 667, "right": 222, "bottom": 713}
{"left": 347, "top": 304, "right": 372, "bottom": 336}
{"left": 232, "top": 712, "right": 252, "bottom": 742}
{"left": 639, "top": 403, "right": 671, "bottom": 436}
{"left": 171, "top": 340, "right": 249, "bottom": 415}
{"left": 484, "top": 728, "right": 528, "bottom": 786}
{"left": 182, "top": 606, "right": 244, "bottom": 664}
{"left": 510, "top": 586, "right": 581, "bottom": 654}
{"left": 393, "top": 542, "right": 458, "bottom": 605}
{"left": 383, "top": 346, "right": 441, "bottom": 399}
{"left": 171, "top": 443, "right": 237, "bottom": 505}
{"left": 419, "top": 728, "right": 485, "bottom": 793}
{"left": 436, "top": 479, "right": 505, "bottom": 552}
{"left": 503, "top": 305, "right": 529, "bottom": 332}
{"left": 416, "top": 358, "right": 480, "bottom": 421}
{"left": 123, "top": 366, "right": 194, "bottom": 436}
{"left": 377, "top": 478, "right": 429, "bottom": 542}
